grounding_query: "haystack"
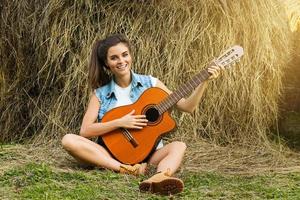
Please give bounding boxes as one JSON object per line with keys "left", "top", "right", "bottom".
{"left": 0, "top": 0, "right": 295, "bottom": 159}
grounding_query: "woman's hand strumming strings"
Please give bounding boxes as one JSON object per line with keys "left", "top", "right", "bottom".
{"left": 117, "top": 110, "right": 148, "bottom": 129}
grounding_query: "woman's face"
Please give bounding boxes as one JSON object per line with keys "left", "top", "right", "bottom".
{"left": 106, "top": 42, "right": 132, "bottom": 77}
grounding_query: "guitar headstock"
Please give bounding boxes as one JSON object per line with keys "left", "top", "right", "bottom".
{"left": 215, "top": 45, "right": 244, "bottom": 68}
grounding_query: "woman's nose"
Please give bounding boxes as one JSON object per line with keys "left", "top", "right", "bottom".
{"left": 118, "top": 57, "right": 125, "bottom": 64}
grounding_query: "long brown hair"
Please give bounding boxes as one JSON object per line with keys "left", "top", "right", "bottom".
{"left": 88, "top": 34, "right": 131, "bottom": 90}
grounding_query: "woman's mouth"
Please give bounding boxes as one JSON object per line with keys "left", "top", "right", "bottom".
{"left": 116, "top": 64, "right": 127, "bottom": 70}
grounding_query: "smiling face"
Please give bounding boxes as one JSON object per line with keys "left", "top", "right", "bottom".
{"left": 106, "top": 42, "right": 132, "bottom": 78}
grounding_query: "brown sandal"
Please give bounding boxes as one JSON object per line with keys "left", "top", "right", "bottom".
{"left": 119, "top": 163, "right": 147, "bottom": 175}
{"left": 139, "top": 169, "right": 184, "bottom": 195}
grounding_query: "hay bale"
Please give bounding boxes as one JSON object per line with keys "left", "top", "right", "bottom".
{"left": 0, "top": 0, "right": 293, "bottom": 150}
{"left": 283, "top": 0, "right": 300, "bottom": 32}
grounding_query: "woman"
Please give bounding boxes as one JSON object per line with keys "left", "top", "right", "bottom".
{"left": 62, "top": 34, "right": 223, "bottom": 195}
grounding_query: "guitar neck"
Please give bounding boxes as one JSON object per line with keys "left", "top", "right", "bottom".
{"left": 157, "top": 61, "right": 216, "bottom": 114}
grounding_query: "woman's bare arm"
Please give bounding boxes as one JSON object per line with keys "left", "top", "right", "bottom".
{"left": 79, "top": 94, "right": 147, "bottom": 138}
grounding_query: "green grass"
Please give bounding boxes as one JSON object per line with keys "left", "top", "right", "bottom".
{"left": 1, "top": 162, "right": 300, "bottom": 200}
{"left": 1, "top": 144, "right": 300, "bottom": 199}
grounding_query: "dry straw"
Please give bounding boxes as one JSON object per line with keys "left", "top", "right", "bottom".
{"left": 0, "top": 0, "right": 296, "bottom": 162}
{"left": 283, "top": 0, "right": 300, "bottom": 32}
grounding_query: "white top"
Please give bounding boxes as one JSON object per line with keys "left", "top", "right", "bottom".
{"left": 113, "top": 76, "right": 157, "bottom": 107}
{"left": 114, "top": 83, "right": 133, "bottom": 108}
{"left": 112, "top": 76, "right": 164, "bottom": 150}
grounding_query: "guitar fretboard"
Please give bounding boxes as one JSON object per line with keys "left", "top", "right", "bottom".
{"left": 156, "top": 61, "right": 216, "bottom": 114}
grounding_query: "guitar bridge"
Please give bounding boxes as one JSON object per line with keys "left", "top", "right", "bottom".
{"left": 120, "top": 128, "right": 138, "bottom": 148}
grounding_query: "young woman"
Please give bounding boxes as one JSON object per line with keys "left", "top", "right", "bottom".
{"left": 62, "top": 34, "right": 223, "bottom": 195}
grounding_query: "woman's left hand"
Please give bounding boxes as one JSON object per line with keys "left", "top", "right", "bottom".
{"left": 208, "top": 65, "right": 225, "bottom": 80}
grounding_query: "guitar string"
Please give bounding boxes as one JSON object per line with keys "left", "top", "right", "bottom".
{"left": 121, "top": 128, "right": 132, "bottom": 142}
{"left": 158, "top": 68, "right": 211, "bottom": 114}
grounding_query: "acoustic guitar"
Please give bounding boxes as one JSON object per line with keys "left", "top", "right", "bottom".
{"left": 101, "top": 45, "right": 244, "bottom": 164}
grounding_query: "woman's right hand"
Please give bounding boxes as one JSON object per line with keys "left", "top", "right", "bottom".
{"left": 117, "top": 110, "right": 148, "bottom": 129}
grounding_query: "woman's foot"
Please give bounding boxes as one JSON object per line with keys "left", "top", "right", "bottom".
{"left": 139, "top": 169, "right": 184, "bottom": 195}
{"left": 119, "top": 163, "right": 147, "bottom": 175}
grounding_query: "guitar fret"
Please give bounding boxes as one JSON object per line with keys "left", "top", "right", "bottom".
{"left": 174, "top": 92, "right": 181, "bottom": 103}
{"left": 205, "top": 70, "right": 211, "bottom": 78}
{"left": 170, "top": 96, "right": 176, "bottom": 108}
{"left": 159, "top": 105, "right": 164, "bottom": 114}
{"left": 195, "top": 77, "right": 200, "bottom": 86}
{"left": 195, "top": 74, "right": 201, "bottom": 83}
{"left": 182, "top": 84, "right": 189, "bottom": 96}
{"left": 160, "top": 102, "right": 166, "bottom": 114}
{"left": 192, "top": 76, "right": 198, "bottom": 87}
{"left": 199, "top": 72, "right": 205, "bottom": 82}
{"left": 187, "top": 81, "right": 193, "bottom": 92}
{"left": 156, "top": 104, "right": 162, "bottom": 114}
{"left": 174, "top": 91, "right": 182, "bottom": 100}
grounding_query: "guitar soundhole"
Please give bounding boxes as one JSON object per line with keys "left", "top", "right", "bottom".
{"left": 145, "top": 107, "right": 160, "bottom": 123}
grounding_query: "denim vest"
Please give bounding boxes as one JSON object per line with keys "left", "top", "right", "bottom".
{"left": 95, "top": 71, "right": 153, "bottom": 121}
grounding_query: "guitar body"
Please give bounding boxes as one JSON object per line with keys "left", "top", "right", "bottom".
{"left": 101, "top": 87, "right": 176, "bottom": 164}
